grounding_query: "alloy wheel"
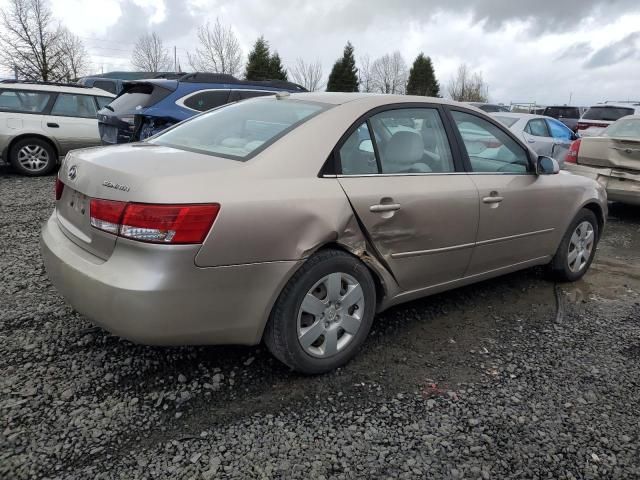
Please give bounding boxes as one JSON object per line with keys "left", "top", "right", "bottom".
{"left": 17, "top": 145, "right": 50, "bottom": 172}
{"left": 297, "top": 272, "right": 365, "bottom": 358}
{"left": 567, "top": 220, "right": 595, "bottom": 273}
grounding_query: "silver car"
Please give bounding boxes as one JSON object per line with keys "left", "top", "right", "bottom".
{"left": 41, "top": 93, "right": 607, "bottom": 374}
{"left": 491, "top": 112, "right": 579, "bottom": 167}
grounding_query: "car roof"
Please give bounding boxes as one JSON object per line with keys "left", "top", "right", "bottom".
{"left": 286, "top": 92, "right": 484, "bottom": 110}
{"left": 0, "top": 82, "right": 115, "bottom": 97}
{"left": 588, "top": 103, "right": 640, "bottom": 109}
{"left": 489, "top": 112, "right": 546, "bottom": 120}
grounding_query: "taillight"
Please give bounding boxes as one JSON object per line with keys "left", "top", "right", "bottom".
{"left": 566, "top": 138, "right": 581, "bottom": 164}
{"left": 55, "top": 177, "right": 65, "bottom": 200}
{"left": 89, "top": 199, "right": 219, "bottom": 244}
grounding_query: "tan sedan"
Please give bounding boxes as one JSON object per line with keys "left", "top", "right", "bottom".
{"left": 565, "top": 115, "right": 640, "bottom": 205}
{"left": 41, "top": 93, "right": 607, "bottom": 374}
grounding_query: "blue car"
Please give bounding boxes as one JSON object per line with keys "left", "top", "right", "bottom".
{"left": 97, "top": 73, "right": 306, "bottom": 145}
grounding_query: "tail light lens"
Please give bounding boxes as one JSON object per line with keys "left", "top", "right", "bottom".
{"left": 566, "top": 138, "right": 581, "bottom": 164}
{"left": 90, "top": 199, "right": 219, "bottom": 244}
{"left": 55, "top": 177, "right": 65, "bottom": 200}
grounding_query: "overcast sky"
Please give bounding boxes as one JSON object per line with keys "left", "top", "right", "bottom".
{"left": 1, "top": 0, "right": 640, "bottom": 106}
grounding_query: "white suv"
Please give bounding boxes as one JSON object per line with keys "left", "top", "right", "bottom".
{"left": 0, "top": 81, "right": 115, "bottom": 176}
{"left": 577, "top": 101, "right": 640, "bottom": 137}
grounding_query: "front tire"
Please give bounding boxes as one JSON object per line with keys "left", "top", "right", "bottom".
{"left": 264, "top": 249, "right": 376, "bottom": 374}
{"left": 9, "top": 137, "right": 57, "bottom": 176}
{"left": 549, "top": 209, "right": 599, "bottom": 282}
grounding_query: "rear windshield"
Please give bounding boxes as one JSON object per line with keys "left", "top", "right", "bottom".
{"left": 583, "top": 106, "right": 634, "bottom": 122}
{"left": 492, "top": 116, "right": 519, "bottom": 127}
{"left": 544, "top": 107, "right": 580, "bottom": 119}
{"left": 150, "top": 98, "right": 328, "bottom": 160}
{"left": 106, "top": 83, "right": 171, "bottom": 112}
{"left": 604, "top": 118, "right": 640, "bottom": 138}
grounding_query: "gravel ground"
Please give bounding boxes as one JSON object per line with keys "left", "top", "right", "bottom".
{"left": 1, "top": 166, "right": 639, "bottom": 479}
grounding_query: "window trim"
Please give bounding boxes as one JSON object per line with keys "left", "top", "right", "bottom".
{"left": 324, "top": 102, "right": 465, "bottom": 177}
{"left": 444, "top": 106, "right": 536, "bottom": 175}
{"left": 48, "top": 92, "right": 99, "bottom": 119}
{"left": 0, "top": 88, "right": 57, "bottom": 116}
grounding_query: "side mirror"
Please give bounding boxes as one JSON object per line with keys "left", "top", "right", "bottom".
{"left": 358, "top": 139, "right": 374, "bottom": 153}
{"left": 537, "top": 155, "right": 560, "bottom": 175}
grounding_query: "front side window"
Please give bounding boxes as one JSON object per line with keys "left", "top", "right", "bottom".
{"left": 51, "top": 93, "right": 98, "bottom": 118}
{"left": 0, "top": 89, "right": 52, "bottom": 113}
{"left": 452, "top": 110, "right": 530, "bottom": 173}
{"left": 525, "top": 119, "right": 549, "bottom": 137}
{"left": 546, "top": 118, "right": 573, "bottom": 140}
{"left": 183, "top": 90, "right": 231, "bottom": 112}
{"left": 151, "top": 98, "right": 327, "bottom": 160}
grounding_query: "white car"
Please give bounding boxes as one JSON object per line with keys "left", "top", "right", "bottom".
{"left": 577, "top": 102, "right": 640, "bottom": 138}
{"left": 491, "top": 112, "right": 579, "bottom": 167}
{"left": 0, "top": 81, "right": 114, "bottom": 176}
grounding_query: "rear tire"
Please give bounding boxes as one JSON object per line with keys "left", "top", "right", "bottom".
{"left": 264, "top": 249, "right": 376, "bottom": 374}
{"left": 549, "top": 209, "right": 599, "bottom": 282}
{"left": 9, "top": 137, "right": 57, "bottom": 176}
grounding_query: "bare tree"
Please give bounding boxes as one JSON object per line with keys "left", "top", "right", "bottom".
{"left": 187, "top": 18, "right": 242, "bottom": 76}
{"left": 358, "top": 54, "right": 374, "bottom": 93}
{"left": 447, "top": 64, "right": 489, "bottom": 102}
{"left": 0, "top": 0, "right": 67, "bottom": 81}
{"left": 289, "top": 57, "right": 323, "bottom": 91}
{"left": 131, "top": 32, "right": 172, "bottom": 73}
{"left": 59, "top": 27, "right": 89, "bottom": 80}
{"left": 370, "top": 51, "right": 408, "bottom": 94}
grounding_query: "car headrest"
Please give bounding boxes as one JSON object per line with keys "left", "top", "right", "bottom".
{"left": 384, "top": 131, "right": 424, "bottom": 165}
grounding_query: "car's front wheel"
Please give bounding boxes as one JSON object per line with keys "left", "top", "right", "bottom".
{"left": 264, "top": 249, "right": 376, "bottom": 374}
{"left": 550, "top": 208, "right": 599, "bottom": 281}
{"left": 9, "top": 137, "right": 57, "bottom": 176}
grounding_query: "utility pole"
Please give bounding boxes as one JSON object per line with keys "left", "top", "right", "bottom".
{"left": 174, "top": 46, "right": 177, "bottom": 73}
{"left": 569, "top": 92, "right": 573, "bottom": 105}
{"left": 13, "top": 64, "right": 18, "bottom": 80}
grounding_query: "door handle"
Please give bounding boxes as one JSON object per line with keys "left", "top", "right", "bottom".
{"left": 482, "top": 196, "right": 504, "bottom": 204}
{"left": 47, "top": 123, "right": 59, "bottom": 128}
{"left": 369, "top": 203, "right": 401, "bottom": 213}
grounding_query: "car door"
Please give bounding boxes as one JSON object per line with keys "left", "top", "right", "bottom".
{"left": 449, "top": 109, "right": 563, "bottom": 276}
{"left": 546, "top": 117, "right": 575, "bottom": 166}
{"left": 336, "top": 105, "right": 479, "bottom": 293}
{"left": 42, "top": 93, "right": 100, "bottom": 153}
{"left": 522, "top": 118, "right": 554, "bottom": 156}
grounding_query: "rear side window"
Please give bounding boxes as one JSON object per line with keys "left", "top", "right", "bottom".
{"left": 525, "top": 119, "right": 549, "bottom": 137}
{"left": 493, "top": 116, "right": 518, "bottom": 127}
{"left": 183, "top": 90, "right": 230, "bottom": 112}
{"left": 229, "top": 90, "right": 276, "bottom": 102}
{"left": 95, "top": 96, "right": 112, "bottom": 109}
{"left": 93, "top": 80, "right": 117, "bottom": 94}
{"left": 583, "top": 106, "right": 634, "bottom": 121}
{"left": 452, "top": 110, "right": 530, "bottom": 174}
{"left": 51, "top": 94, "right": 97, "bottom": 118}
{"left": 151, "top": 98, "right": 327, "bottom": 160}
{"left": 107, "top": 83, "right": 172, "bottom": 112}
{"left": 0, "top": 89, "right": 52, "bottom": 113}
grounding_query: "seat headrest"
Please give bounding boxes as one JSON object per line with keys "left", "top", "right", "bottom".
{"left": 384, "top": 131, "right": 424, "bottom": 166}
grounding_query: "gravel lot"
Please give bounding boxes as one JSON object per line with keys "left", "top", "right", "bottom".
{"left": 1, "top": 166, "right": 639, "bottom": 479}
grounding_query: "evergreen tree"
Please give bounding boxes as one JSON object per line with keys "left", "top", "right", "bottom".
{"left": 326, "top": 42, "right": 359, "bottom": 92}
{"left": 245, "top": 36, "right": 272, "bottom": 80}
{"left": 406, "top": 53, "right": 440, "bottom": 97}
{"left": 269, "top": 52, "right": 288, "bottom": 81}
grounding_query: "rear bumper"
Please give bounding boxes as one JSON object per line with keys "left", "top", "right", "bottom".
{"left": 565, "top": 163, "right": 640, "bottom": 206}
{"left": 40, "top": 213, "right": 301, "bottom": 345}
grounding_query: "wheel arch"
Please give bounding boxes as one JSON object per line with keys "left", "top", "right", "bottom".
{"left": 7, "top": 133, "right": 60, "bottom": 164}
{"left": 580, "top": 201, "right": 606, "bottom": 239}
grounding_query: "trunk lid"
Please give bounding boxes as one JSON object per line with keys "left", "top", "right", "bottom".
{"left": 578, "top": 136, "right": 640, "bottom": 171}
{"left": 56, "top": 143, "right": 244, "bottom": 259}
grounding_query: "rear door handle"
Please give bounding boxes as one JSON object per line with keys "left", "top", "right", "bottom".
{"left": 369, "top": 203, "right": 401, "bottom": 212}
{"left": 482, "top": 196, "right": 504, "bottom": 204}
{"left": 47, "top": 123, "right": 59, "bottom": 128}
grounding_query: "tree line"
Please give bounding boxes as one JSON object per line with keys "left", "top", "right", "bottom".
{"left": 0, "top": 0, "right": 488, "bottom": 102}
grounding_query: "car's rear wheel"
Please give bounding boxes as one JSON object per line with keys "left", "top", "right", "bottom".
{"left": 9, "top": 138, "right": 57, "bottom": 176}
{"left": 549, "top": 209, "right": 599, "bottom": 282}
{"left": 264, "top": 249, "right": 376, "bottom": 374}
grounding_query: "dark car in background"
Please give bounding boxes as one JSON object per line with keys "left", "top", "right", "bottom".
{"left": 78, "top": 71, "right": 186, "bottom": 95}
{"left": 543, "top": 106, "right": 582, "bottom": 132}
{"left": 467, "top": 102, "right": 510, "bottom": 113}
{"left": 97, "top": 73, "right": 307, "bottom": 145}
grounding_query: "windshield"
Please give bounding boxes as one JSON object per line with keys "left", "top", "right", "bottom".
{"left": 583, "top": 106, "right": 634, "bottom": 122}
{"left": 106, "top": 83, "right": 171, "bottom": 112}
{"left": 492, "top": 116, "right": 519, "bottom": 127}
{"left": 150, "top": 98, "right": 328, "bottom": 160}
{"left": 604, "top": 118, "right": 640, "bottom": 138}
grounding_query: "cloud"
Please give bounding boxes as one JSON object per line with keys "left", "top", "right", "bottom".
{"left": 556, "top": 42, "right": 593, "bottom": 62}
{"left": 584, "top": 31, "right": 640, "bottom": 68}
